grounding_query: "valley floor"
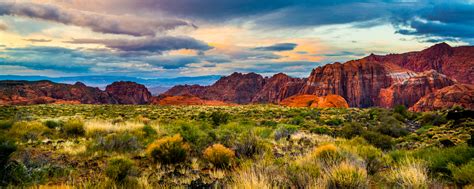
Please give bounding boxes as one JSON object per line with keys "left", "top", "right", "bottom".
{"left": 0, "top": 105, "right": 473, "bottom": 188}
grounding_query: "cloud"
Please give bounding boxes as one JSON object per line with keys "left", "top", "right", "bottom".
{"left": 318, "top": 51, "right": 366, "bottom": 57}
{"left": 253, "top": 43, "right": 297, "bottom": 51}
{"left": 67, "top": 36, "right": 213, "bottom": 53}
{"left": 0, "top": 2, "right": 192, "bottom": 36}
{"left": 24, "top": 39, "right": 52, "bottom": 43}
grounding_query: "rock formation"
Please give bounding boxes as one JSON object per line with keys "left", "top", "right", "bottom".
{"left": 410, "top": 84, "right": 474, "bottom": 112}
{"left": 105, "top": 81, "right": 152, "bottom": 104}
{"left": 280, "top": 94, "right": 349, "bottom": 108}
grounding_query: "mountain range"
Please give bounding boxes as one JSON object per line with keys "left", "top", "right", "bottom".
{"left": 1, "top": 43, "right": 473, "bottom": 111}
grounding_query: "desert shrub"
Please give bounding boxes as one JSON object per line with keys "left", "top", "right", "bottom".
{"left": 310, "top": 125, "right": 332, "bottom": 135}
{"left": 340, "top": 122, "right": 364, "bottom": 138}
{"left": 375, "top": 116, "right": 408, "bottom": 138}
{"left": 146, "top": 134, "right": 189, "bottom": 164}
{"left": 311, "top": 144, "right": 343, "bottom": 166}
{"left": 8, "top": 121, "right": 51, "bottom": 141}
{"left": 142, "top": 124, "right": 157, "bottom": 137}
{"left": 168, "top": 122, "right": 210, "bottom": 150}
{"left": 419, "top": 112, "right": 447, "bottom": 126}
{"left": 413, "top": 145, "right": 474, "bottom": 178}
{"left": 285, "top": 160, "right": 320, "bottom": 188}
{"left": 105, "top": 157, "right": 134, "bottom": 183}
{"left": 92, "top": 132, "right": 141, "bottom": 152}
{"left": 326, "top": 161, "right": 368, "bottom": 189}
{"left": 449, "top": 160, "right": 474, "bottom": 186}
{"left": 289, "top": 116, "right": 304, "bottom": 125}
{"left": 260, "top": 120, "right": 277, "bottom": 127}
{"left": 210, "top": 111, "right": 230, "bottom": 126}
{"left": 274, "top": 124, "right": 299, "bottom": 141}
{"left": 354, "top": 143, "right": 390, "bottom": 175}
{"left": 43, "top": 120, "right": 62, "bottom": 129}
{"left": 0, "top": 120, "right": 14, "bottom": 130}
{"left": 203, "top": 144, "right": 235, "bottom": 168}
{"left": 0, "top": 135, "right": 16, "bottom": 166}
{"left": 393, "top": 105, "right": 408, "bottom": 118}
{"left": 325, "top": 118, "right": 343, "bottom": 126}
{"left": 234, "top": 131, "right": 267, "bottom": 158}
{"left": 362, "top": 131, "right": 394, "bottom": 150}
{"left": 384, "top": 159, "right": 429, "bottom": 189}
{"left": 63, "top": 119, "right": 85, "bottom": 137}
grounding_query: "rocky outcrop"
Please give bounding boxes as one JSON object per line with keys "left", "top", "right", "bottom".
{"left": 378, "top": 70, "right": 456, "bottom": 108}
{"left": 280, "top": 94, "right": 349, "bottom": 108}
{"left": 105, "top": 81, "right": 152, "bottom": 104}
{"left": 163, "top": 84, "right": 207, "bottom": 97}
{"left": 410, "top": 84, "right": 474, "bottom": 112}
{"left": 251, "top": 73, "right": 304, "bottom": 103}
{"left": 363, "top": 43, "right": 474, "bottom": 84}
{"left": 151, "top": 95, "right": 230, "bottom": 106}
{"left": 299, "top": 61, "right": 392, "bottom": 107}
{"left": 0, "top": 80, "right": 116, "bottom": 105}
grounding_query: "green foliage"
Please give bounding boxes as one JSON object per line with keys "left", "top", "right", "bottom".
{"left": 419, "top": 112, "right": 447, "bottom": 126}
{"left": 340, "top": 122, "right": 364, "bottom": 138}
{"left": 289, "top": 116, "right": 304, "bottom": 125}
{"left": 234, "top": 131, "right": 267, "bottom": 158}
{"left": 362, "top": 131, "right": 394, "bottom": 150}
{"left": 0, "top": 120, "right": 14, "bottom": 130}
{"left": 43, "top": 120, "right": 62, "bottom": 129}
{"left": 310, "top": 125, "right": 332, "bottom": 135}
{"left": 63, "top": 119, "right": 85, "bottom": 137}
{"left": 203, "top": 144, "right": 235, "bottom": 168}
{"left": 393, "top": 105, "right": 408, "bottom": 117}
{"left": 274, "top": 124, "right": 299, "bottom": 141}
{"left": 210, "top": 111, "right": 230, "bottom": 126}
{"left": 8, "top": 121, "right": 51, "bottom": 141}
{"left": 105, "top": 157, "right": 134, "bottom": 182}
{"left": 449, "top": 160, "right": 474, "bottom": 186}
{"left": 375, "top": 116, "right": 408, "bottom": 138}
{"left": 326, "top": 162, "right": 368, "bottom": 189}
{"left": 325, "top": 118, "right": 343, "bottom": 126}
{"left": 413, "top": 145, "right": 474, "bottom": 178}
{"left": 142, "top": 124, "right": 157, "bottom": 137}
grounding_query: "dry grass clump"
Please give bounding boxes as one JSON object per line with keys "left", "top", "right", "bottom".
{"left": 203, "top": 144, "right": 235, "bottom": 168}
{"left": 325, "top": 161, "right": 368, "bottom": 189}
{"left": 84, "top": 120, "right": 151, "bottom": 135}
{"left": 384, "top": 158, "right": 430, "bottom": 189}
{"left": 230, "top": 167, "right": 273, "bottom": 189}
{"left": 146, "top": 134, "right": 189, "bottom": 164}
{"left": 312, "top": 144, "right": 344, "bottom": 166}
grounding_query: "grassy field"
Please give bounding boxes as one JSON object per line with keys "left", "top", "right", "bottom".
{"left": 0, "top": 104, "right": 473, "bottom": 188}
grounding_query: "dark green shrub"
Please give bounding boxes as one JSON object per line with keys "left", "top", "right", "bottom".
{"left": 146, "top": 134, "right": 189, "bottom": 164}
{"left": 0, "top": 120, "right": 14, "bottom": 130}
{"left": 413, "top": 145, "right": 474, "bottom": 178}
{"left": 325, "top": 118, "right": 343, "bottom": 126}
{"left": 8, "top": 121, "right": 50, "bottom": 141}
{"left": 105, "top": 157, "right": 134, "bottom": 182}
{"left": 362, "top": 131, "right": 394, "bottom": 150}
{"left": 142, "top": 125, "right": 157, "bottom": 137}
{"left": 419, "top": 112, "right": 447, "bottom": 126}
{"left": 63, "top": 119, "right": 85, "bottom": 137}
{"left": 44, "top": 120, "right": 62, "bottom": 129}
{"left": 235, "top": 132, "right": 266, "bottom": 158}
{"left": 274, "top": 124, "right": 299, "bottom": 141}
{"left": 310, "top": 126, "right": 332, "bottom": 135}
{"left": 289, "top": 116, "right": 304, "bottom": 125}
{"left": 340, "top": 122, "right": 364, "bottom": 138}
{"left": 260, "top": 120, "right": 277, "bottom": 127}
{"left": 449, "top": 160, "right": 474, "bottom": 186}
{"left": 393, "top": 105, "right": 408, "bottom": 118}
{"left": 375, "top": 116, "right": 408, "bottom": 138}
{"left": 210, "top": 111, "right": 230, "bottom": 126}
{"left": 170, "top": 122, "right": 209, "bottom": 150}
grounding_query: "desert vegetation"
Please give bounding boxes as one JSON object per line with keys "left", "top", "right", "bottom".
{"left": 0, "top": 104, "right": 472, "bottom": 188}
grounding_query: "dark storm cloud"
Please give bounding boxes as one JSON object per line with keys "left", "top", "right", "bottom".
{"left": 67, "top": 37, "right": 213, "bottom": 53}
{"left": 253, "top": 43, "right": 297, "bottom": 51}
{"left": 0, "top": 2, "right": 191, "bottom": 36}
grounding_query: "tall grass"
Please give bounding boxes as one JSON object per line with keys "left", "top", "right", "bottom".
{"left": 385, "top": 158, "right": 430, "bottom": 189}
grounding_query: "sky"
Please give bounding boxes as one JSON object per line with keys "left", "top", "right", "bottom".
{"left": 0, "top": 0, "right": 473, "bottom": 78}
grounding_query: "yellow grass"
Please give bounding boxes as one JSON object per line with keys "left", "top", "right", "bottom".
{"left": 84, "top": 120, "right": 153, "bottom": 134}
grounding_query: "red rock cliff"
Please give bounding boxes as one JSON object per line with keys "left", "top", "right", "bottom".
{"left": 105, "top": 81, "right": 152, "bottom": 104}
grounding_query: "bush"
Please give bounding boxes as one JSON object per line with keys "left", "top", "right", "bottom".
{"left": 413, "top": 145, "right": 474, "bottom": 178}
{"left": 393, "top": 105, "right": 408, "bottom": 117}
{"left": 362, "top": 131, "right": 394, "bottom": 150}
{"left": 310, "top": 126, "right": 332, "bottom": 135}
{"left": 203, "top": 144, "right": 235, "bottom": 168}
{"left": 92, "top": 133, "right": 141, "bottom": 152}
{"left": 170, "top": 122, "right": 209, "bottom": 150}
{"left": 0, "top": 120, "right": 14, "bottom": 130}
{"left": 449, "top": 160, "right": 474, "bottom": 186}
{"left": 146, "top": 134, "right": 189, "bottom": 164}
{"left": 105, "top": 157, "right": 134, "bottom": 183}
{"left": 274, "top": 124, "right": 299, "bottom": 141}
{"left": 286, "top": 160, "right": 320, "bottom": 188}
{"left": 340, "top": 122, "right": 364, "bottom": 138}
{"left": 142, "top": 125, "right": 157, "bottom": 137}
{"left": 44, "top": 120, "right": 62, "bottom": 129}
{"left": 311, "top": 144, "right": 343, "bottom": 166}
{"left": 356, "top": 144, "right": 389, "bottom": 175}
{"left": 210, "top": 111, "right": 230, "bottom": 126}
{"left": 8, "top": 121, "right": 50, "bottom": 141}
{"left": 289, "top": 116, "right": 304, "bottom": 125}
{"left": 325, "top": 118, "right": 343, "bottom": 126}
{"left": 326, "top": 162, "right": 368, "bottom": 189}
{"left": 0, "top": 135, "right": 16, "bottom": 166}
{"left": 375, "top": 116, "right": 408, "bottom": 138}
{"left": 234, "top": 131, "right": 267, "bottom": 158}
{"left": 63, "top": 119, "right": 85, "bottom": 137}
{"left": 385, "top": 159, "right": 429, "bottom": 189}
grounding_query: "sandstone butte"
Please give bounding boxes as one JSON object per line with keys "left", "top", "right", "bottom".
{"left": 410, "top": 84, "right": 474, "bottom": 112}
{"left": 280, "top": 94, "right": 349, "bottom": 108}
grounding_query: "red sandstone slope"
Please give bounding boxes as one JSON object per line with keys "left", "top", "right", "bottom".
{"left": 0, "top": 80, "right": 116, "bottom": 105}
{"left": 410, "top": 84, "right": 474, "bottom": 112}
{"left": 363, "top": 43, "right": 474, "bottom": 84}
{"left": 251, "top": 73, "right": 304, "bottom": 103}
{"left": 280, "top": 94, "right": 349, "bottom": 108}
{"left": 105, "top": 81, "right": 152, "bottom": 104}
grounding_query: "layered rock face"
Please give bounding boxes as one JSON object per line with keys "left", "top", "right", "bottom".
{"left": 378, "top": 70, "right": 455, "bottom": 108}
{"left": 105, "top": 81, "right": 152, "bottom": 104}
{"left": 299, "top": 61, "right": 392, "bottom": 107}
{"left": 410, "top": 84, "right": 474, "bottom": 112}
{"left": 0, "top": 80, "right": 116, "bottom": 105}
{"left": 279, "top": 94, "right": 349, "bottom": 108}
{"left": 201, "top": 72, "right": 266, "bottom": 103}
{"left": 251, "top": 73, "right": 304, "bottom": 103}
{"left": 363, "top": 43, "right": 474, "bottom": 84}
{"left": 151, "top": 95, "right": 230, "bottom": 106}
